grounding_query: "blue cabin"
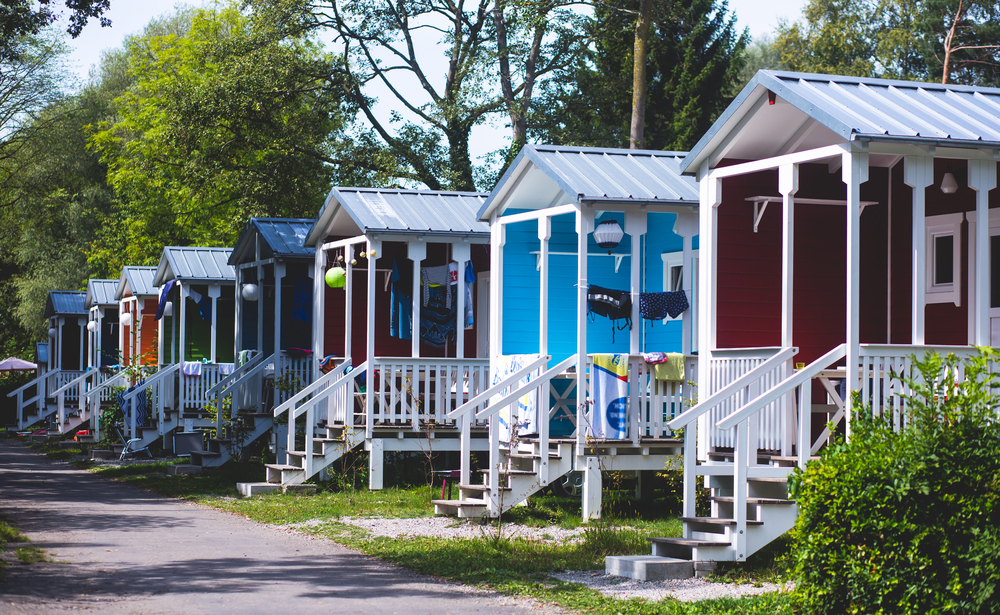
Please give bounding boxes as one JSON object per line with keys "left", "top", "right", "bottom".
{"left": 85, "top": 279, "right": 120, "bottom": 369}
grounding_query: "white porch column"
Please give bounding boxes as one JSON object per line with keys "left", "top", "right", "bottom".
{"left": 345, "top": 245, "right": 354, "bottom": 359}
{"left": 672, "top": 213, "right": 697, "bottom": 355}
{"left": 779, "top": 164, "right": 799, "bottom": 348}
{"left": 538, "top": 217, "right": 551, "bottom": 356}
{"left": 489, "top": 217, "right": 505, "bottom": 359}
{"left": 313, "top": 247, "right": 326, "bottom": 378}
{"left": 179, "top": 284, "right": 188, "bottom": 363}
{"left": 135, "top": 300, "right": 143, "bottom": 366}
{"left": 969, "top": 159, "right": 997, "bottom": 346}
{"left": 78, "top": 316, "right": 86, "bottom": 370}
{"left": 625, "top": 210, "right": 648, "bottom": 355}
{"left": 697, "top": 165, "right": 721, "bottom": 461}
{"left": 365, "top": 238, "right": 380, "bottom": 439}
{"left": 157, "top": 292, "right": 165, "bottom": 367}
{"left": 576, "top": 206, "right": 593, "bottom": 453}
{"left": 844, "top": 150, "right": 869, "bottom": 438}
{"left": 453, "top": 242, "right": 471, "bottom": 359}
{"left": 409, "top": 241, "right": 426, "bottom": 357}
{"left": 235, "top": 267, "right": 243, "bottom": 358}
{"left": 208, "top": 285, "right": 221, "bottom": 363}
{"left": 904, "top": 156, "right": 933, "bottom": 345}
{"left": 274, "top": 262, "right": 285, "bottom": 353}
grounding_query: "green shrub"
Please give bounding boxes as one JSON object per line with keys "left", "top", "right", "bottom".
{"left": 790, "top": 349, "right": 1000, "bottom": 615}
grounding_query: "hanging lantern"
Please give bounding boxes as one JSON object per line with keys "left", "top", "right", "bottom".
{"left": 242, "top": 283, "right": 259, "bottom": 302}
{"left": 87, "top": 321, "right": 97, "bottom": 333}
{"left": 593, "top": 219, "right": 624, "bottom": 254}
{"left": 163, "top": 301, "right": 173, "bottom": 317}
{"left": 940, "top": 172, "right": 958, "bottom": 194}
{"left": 325, "top": 266, "right": 347, "bottom": 288}
{"left": 120, "top": 312, "right": 133, "bottom": 327}
{"left": 48, "top": 327, "right": 57, "bottom": 338}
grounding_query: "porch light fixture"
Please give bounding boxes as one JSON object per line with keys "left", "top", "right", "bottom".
{"left": 48, "top": 328, "right": 57, "bottom": 338}
{"left": 163, "top": 301, "right": 173, "bottom": 317}
{"left": 940, "top": 172, "right": 958, "bottom": 194}
{"left": 242, "top": 283, "right": 259, "bottom": 302}
{"left": 87, "top": 321, "right": 97, "bottom": 333}
{"left": 120, "top": 312, "right": 133, "bottom": 327}
{"left": 593, "top": 219, "right": 624, "bottom": 254}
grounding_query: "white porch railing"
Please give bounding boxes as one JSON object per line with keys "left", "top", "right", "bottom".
{"left": 370, "top": 358, "right": 491, "bottom": 431}
{"left": 179, "top": 364, "right": 223, "bottom": 411}
{"left": 47, "top": 370, "right": 86, "bottom": 403}
{"left": 88, "top": 371, "right": 129, "bottom": 442}
{"left": 275, "top": 353, "right": 315, "bottom": 405}
{"left": 50, "top": 369, "right": 94, "bottom": 432}
{"left": 7, "top": 372, "right": 47, "bottom": 430}
{"left": 706, "top": 347, "right": 793, "bottom": 452}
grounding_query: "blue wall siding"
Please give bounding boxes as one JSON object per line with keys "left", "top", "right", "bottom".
{"left": 501, "top": 210, "right": 696, "bottom": 362}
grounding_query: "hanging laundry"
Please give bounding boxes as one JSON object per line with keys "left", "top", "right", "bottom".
{"left": 653, "top": 353, "right": 686, "bottom": 382}
{"left": 421, "top": 263, "right": 455, "bottom": 307}
{"left": 587, "top": 284, "right": 632, "bottom": 342}
{"left": 181, "top": 361, "right": 203, "bottom": 377}
{"left": 419, "top": 285, "right": 456, "bottom": 348}
{"left": 291, "top": 273, "right": 311, "bottom": 322}
{"left": 642, "top": 352, "right": 669, "bottom": 364}
{"left": 218, "top": 363, "right": 235, "bottom": 376}
{"left": 464, "top": 260, "right": 475, "bottom": 329}
{"left": 186, "top": 287, "right": 213, "bottom": 321}
{"left": 639, "top": 291, "right": 689, "bottom": 321}
{"left": 591, "top": 354, "right": 629, "bottom": 439}
{"left": 155, "top": 280, "right": 175, "bottom": 321}
{"left": 390, "top": 259, "right": 412, "bottom": 340}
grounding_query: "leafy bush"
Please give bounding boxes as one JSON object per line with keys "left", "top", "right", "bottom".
{"left": 790, "top": 349, "right": 1000, "bottom": 615}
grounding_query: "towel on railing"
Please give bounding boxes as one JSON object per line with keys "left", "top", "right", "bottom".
{"left": 591, "top": 354, "right": 629, "bottom": 439}
{"left": 116, "top": 383, "right": 148, "bottom": 429}
{"left": 181, "top": 361, "right": 202, "bottom": 377}
{"left": 319, "top": 355, "right": 339, "bottom": 374}
{"left": 490, "top": 354, "right": 539, "bottom": 441}
{"left": 653, "top": 353, "right": 685, "bottom": 382}
{"left": 218, "top": 363, "right": 234, "bottom": 376}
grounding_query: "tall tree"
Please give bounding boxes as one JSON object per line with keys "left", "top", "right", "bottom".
{"left": 536, "top": 0, "right": 746, "bottom": 152}
{"left": 0, "top": 0, "right": 111, "bottom": 60}
{"left": 91, "top": 4, "right": 361, "bottom": 268}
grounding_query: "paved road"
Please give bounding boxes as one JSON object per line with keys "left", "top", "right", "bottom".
{"left": 0, "top": 439, "right": 539, "bottom": 614}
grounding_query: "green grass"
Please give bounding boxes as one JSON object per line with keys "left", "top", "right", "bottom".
{"left": 0, "top": 516, "right": 29, "bottom": 544}
{"left": 15, "top": 547, "right": 47, "bottom": 564}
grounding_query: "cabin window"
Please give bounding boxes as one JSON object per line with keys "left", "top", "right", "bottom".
{"left": 660, "top": 250, "right": 699, "bottom": 324}
{"left": 925, "top": 213, "right": 962, "bottom": 307}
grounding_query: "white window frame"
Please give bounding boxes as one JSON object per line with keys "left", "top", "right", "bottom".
{"left": 925, "top": 213, "right": 962, "bottom": 307}
{"left": 660, "top": 250, "right": 699, "bottom": 323}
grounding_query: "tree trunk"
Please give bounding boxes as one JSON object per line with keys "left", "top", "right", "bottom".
{"left": 445, "top": 120, "right": 476, "bottom": 192}
{"left": 630, "top": 0, "right": 654, "bottom": 149}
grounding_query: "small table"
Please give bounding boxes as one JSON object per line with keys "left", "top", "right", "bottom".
{"left": 432, "top": 469, "right": 462, "bottom": 499}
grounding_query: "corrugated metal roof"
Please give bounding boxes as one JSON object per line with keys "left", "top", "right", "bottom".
{"left": 230, "top": 218, "right": 314, "bottom": 265}
{"left": 116, "top": 266, "right": 158, "bottom": 300}
{"left": 44, "top": 291, "right": 86, "bottom": 318}
{"left": 155, "top": 247, "right": 235, "bottom": 285}
{"left": 683, "top": 70, "right": 1000, "bottom": 174}
{"left": 480, "top": 145, "right": 699, "bottom": 220}
{"left": 86, "top": 279, "right": 118, "bottom": 308}
{"left": 306, "top": 188, "right": 489, "bottom": 246}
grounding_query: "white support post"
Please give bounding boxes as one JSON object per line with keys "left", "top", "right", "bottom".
{"left": 969, "top": 159, "right": 997, "bottom": 346}
{"left": 538, "top": 217, "right": 551, "bottom": 356}
{"left": 365, "top": 238, "right": 380, "bottom": 440}
{"left": 313, "top": 246, "right": 326, "bottom": 380}
{"left": 235, "top": 268, "right": 243, "bottom": 358}
{"left": 582, "top": 456, "right": 602, "bottom": 520}
{"left": 490, "top": 217, "right": 505, "bottom": 359}
{"left": 903, "top": 156, "right": 932, "bottom": 346}
{"left": 672, "top": 213, "right": 697, "bottom": 355}
{"left": 844, "top": 151, "right": 869, "bottom": 437}
{"left": 135, "top": 300, "right": 143, "bottom": 366}
{"left": 345, "top": 246, "right": 354, "bottom": 359}
{"left": 408, "top": 241, "right": 426, "bottom": 358}
{"left": 576, "top": 207, "right": 592, "bottom": 454}
{"left": 779, "top": 164, "right": 798, "bottom": 348}
{"left": 698, "top": 166, "right": 721, "bottom": 461}
{"left": 625, "top": 210, "right": 648, "bottom": 355}
{"left": 274, "top": 262, "right": 285, "bottom": 353}
{"left": 369, "top": 437, "right": 384, "bottom": 490}
{"left": 453, "top": 242, "right": 471, "bottom": 359}
{"left": 78, "top": 316, "right": 86, "bottom": 371}
{"left": 179, "top": 284, "right": 188, "bottom": 363}
{"left": 256, "top": 241, "right": 264, "bottom": 357}
{"left": 208, "top": 285, "right": 221, "bottom": 363}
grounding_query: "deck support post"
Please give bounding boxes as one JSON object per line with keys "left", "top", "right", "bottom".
{"left": 408, "top": 241, "right": 426, "bottom": 358}
{"left": 698, "top": 165, "right": 721, "bottom": 461}
{"left": 538, "top": 217, "right": 551, "bottom": 357}
{"left": 969, "top": 159, "right": 997, "bottom": 346}
{"left": 312, "top": 245, "right": 326, "bottom": 381}
{"left": 368, "top": 437, "right": 384, "bottom": 490}
{"left": 903, "top": 156, "right": 932, "bottom": 346}
{"left": 779, "top": 164, "right": 798, "bottom": 457}
{"left": 582, "top": 456, "right": 601, "bottom": 520}
{"left": 845, "top": 150, "right": 869, "bottom": 438}
{"left": 575, "top": 207, "right": 592, "bottom": 456}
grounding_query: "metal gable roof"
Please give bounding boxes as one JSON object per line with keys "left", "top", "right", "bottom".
{"left": 480, "top": 145, "right": 700, "bottom": 220}
{"left": 305, "top": 188, "right": 489, "bottom": 246}
{"left": 116, "top": 267, "right": 158, "bottom": 300}
{"left": 155, "top": 247, "right": 235, "bottom": 286}
{"left": 230, "top": 218, "right": 315, "bottom": 265}
{"left": 44, "top": 291, "right": 86, "bottom": 318}
{"left": 85, "top": 279, "right": 118, "bottom": 308}
{"left": 682, "top": 70, "right": 1000, "bottom": 174}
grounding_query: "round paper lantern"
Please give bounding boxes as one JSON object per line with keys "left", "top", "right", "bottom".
{"left": 120, "top": 312, "right": 133, "bottom": 327}
{"left": 87, "top": 321, "right": 97, "bottom": 333}
{"left": 325, "top": 266, "right": 347, "bottom": 288}
{"left": 48, "top": 327, "right": 57, "bottom": 338}
{"left": 593, "top": 219, "right": 624, "bottom": 253}
{"left": 242, "top": 283, "right": 259, "bottom": 302}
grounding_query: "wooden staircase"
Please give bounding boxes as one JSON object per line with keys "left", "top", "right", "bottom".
{"left": 192, "top": 411, "right": 273, "bottom": 468}
{"left": 264, "top": 422, "right": 366, "bottom": 485}
{"left": 432, "top": 438, "right": 575, "bottom": 518}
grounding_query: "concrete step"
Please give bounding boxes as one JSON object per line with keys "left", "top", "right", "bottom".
{"left": 606, "top": 556, "right": 694, "bottom": 581}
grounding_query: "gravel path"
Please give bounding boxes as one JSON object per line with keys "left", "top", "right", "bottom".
{"left": 554, "top": 570, "right": 792, "bottom": 602}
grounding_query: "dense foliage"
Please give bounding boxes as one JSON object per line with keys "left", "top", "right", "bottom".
{"left": 791, "top": 350, "right": 1000, "bottom": 614}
